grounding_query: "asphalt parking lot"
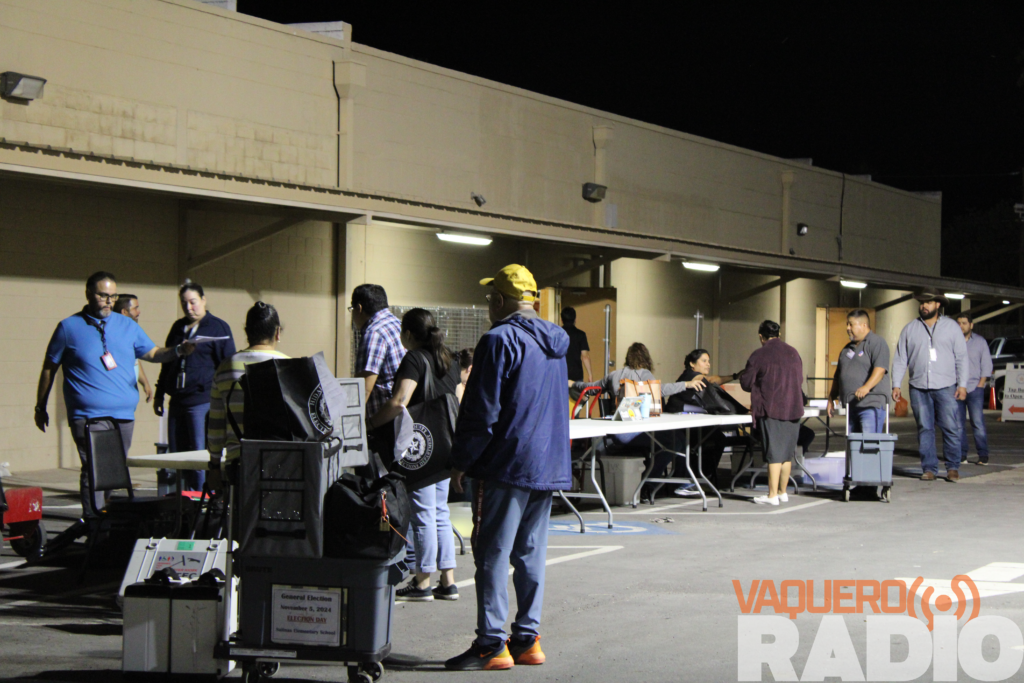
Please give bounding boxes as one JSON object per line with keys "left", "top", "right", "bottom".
{"left": 2, "top": 413, "right": 1023, "bottom": 683}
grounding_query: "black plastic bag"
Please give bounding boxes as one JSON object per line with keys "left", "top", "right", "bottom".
{"left": 323, "top": 468, "right": 411, "bottom": 560}
{"left": 243, "top": 355, "right": 336, "bottom": 442}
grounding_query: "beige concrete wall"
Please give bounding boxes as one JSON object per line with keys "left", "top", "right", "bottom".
{"left": 0, "top": 178, "right": 336, "bottom": 473}
{"left": 0, "top": 0, "right": 940, "bottom": 277}
{"left": 0, "top": 0, "right": 341, "bottom": 185}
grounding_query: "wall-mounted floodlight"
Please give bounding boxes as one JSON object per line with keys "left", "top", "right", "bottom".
{"left": 471, "top": 192, "right": 486, "bottom": 207}
{"left": 1003, "top": 300, "right": 1012, "bottom": 305}
{"left": 796, "top": 223, "right": 809, "bottom": 236}
{"left": 582, "top": 182, "right": 607, "bottom": 202}
{"left": 436, "top": 232, "right": 492, "bottom": 246}
{"left": 683, "top": 261, "right": 720, "bottom": 272}
{"left": 945, "top": 293, "right": 965, "bottom": 300}
{"left": 0, "top": 72, "right": 46, "bottom": 101}
{"left": 840, "top": 280, "right": 867, "bottom": 289}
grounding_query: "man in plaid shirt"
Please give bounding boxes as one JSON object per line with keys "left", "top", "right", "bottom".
{"left": 351, "top": 284, "right": 405, "bottom": 417}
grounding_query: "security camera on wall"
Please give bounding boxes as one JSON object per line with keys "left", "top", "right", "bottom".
{"left": 582, "top": 183, "right": 607, "bottom": 203}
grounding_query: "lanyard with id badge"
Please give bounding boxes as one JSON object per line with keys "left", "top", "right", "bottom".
{"left": 177, "top": 324, "right": 198, "bottom": 389}
{"left": 919, "top": 319, "right": 939, "bottom": 362}
{"left": 82, "top": 313, "right": 117, "bottom": 371}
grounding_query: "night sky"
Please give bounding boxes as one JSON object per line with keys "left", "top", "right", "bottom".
{"left": 239, "top": 2, "right": 1024, "bottom": 286}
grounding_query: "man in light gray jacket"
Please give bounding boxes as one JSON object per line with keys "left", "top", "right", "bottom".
{"left": 891, "top": 288, "right": 969, "bottom": 482}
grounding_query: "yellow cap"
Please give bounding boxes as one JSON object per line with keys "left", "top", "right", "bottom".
{"left": 480, "top": 264, "right": 538, "bottom": 302}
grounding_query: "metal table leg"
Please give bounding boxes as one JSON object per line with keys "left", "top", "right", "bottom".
{"left": 559, "top": 438, "right": 614, "bottom": 530}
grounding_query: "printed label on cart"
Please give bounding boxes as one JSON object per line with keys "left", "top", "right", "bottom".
{"left": 152, "top": 552, "right": 207, "bottom": 578}
{"left": 271, "top": 585, "right": 345, "bottom": 647}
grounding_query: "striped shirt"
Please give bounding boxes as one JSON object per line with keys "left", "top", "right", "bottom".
{"left": 207, "top": 348, "right": 290, "bottom": 461}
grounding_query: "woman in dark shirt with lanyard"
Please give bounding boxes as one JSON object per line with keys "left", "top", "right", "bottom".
{"left": 369, "top": 308, "right": 460, "bottom": 602}
{"left": 155, "top": 282, "right": 236, "bottom": 491}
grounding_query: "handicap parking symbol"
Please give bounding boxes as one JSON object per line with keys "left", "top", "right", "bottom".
{"left": 548, "top": 521, "right": 674, "bottom": 535}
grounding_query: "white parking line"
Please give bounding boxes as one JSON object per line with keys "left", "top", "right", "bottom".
{"left": 0, "top": 560, "right": 27, "bottom": 570}
{"left": 576, "top": 498, "right": 832, "bottom": 516}
{"left": 453, "top": 545, "right": 622, "bottom": 589}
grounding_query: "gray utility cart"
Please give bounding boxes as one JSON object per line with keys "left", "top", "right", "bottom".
{"left": 842, "top": 399, "right": 897, "bottom": 503}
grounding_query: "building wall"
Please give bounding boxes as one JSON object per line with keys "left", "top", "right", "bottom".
{"left": 0, "top": 178, "right": 336, "bottom": 473}
{"left": 0, "top": 0, "right": 941, "bottom": 277}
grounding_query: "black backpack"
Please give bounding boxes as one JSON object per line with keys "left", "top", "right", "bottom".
{"left": 322, "top": 466, "right": 411, "bottom": 560}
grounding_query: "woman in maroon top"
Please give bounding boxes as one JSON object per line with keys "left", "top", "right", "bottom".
{"left": 739, "top": 321, "right": 804, "bottom": 506}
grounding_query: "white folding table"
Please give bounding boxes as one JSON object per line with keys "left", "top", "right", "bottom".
{"left": 560, "top": 410, "right": 821, "bottom": 532}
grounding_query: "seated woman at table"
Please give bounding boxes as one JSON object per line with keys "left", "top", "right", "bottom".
{"left": 664, "top": 349, "right": 744, "bottom": 493}
{"left": 206, "top": 302, "right": 289, "bottom": 477}
{"left": 572, "top": 343, "right": 703, "bottom": 455}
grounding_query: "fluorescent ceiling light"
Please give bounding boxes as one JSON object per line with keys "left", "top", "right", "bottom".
{"left": 436, "top": 232, "right": 492, "bottom": 246}
{"left": 1003, "top": 300, "right": 1011, "bottom": 305}
{"left": 683, "top": 262, "right": 720, "bottom": 272}
{"left": 840, "top": 280, "right": 867, "bottom": 289}
{"left": 945, "top": 293, "right": 965, "bottom": 300}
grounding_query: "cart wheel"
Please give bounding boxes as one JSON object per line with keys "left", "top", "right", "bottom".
{"left": 361, "top": 661, "right": 384, "bottom": 681}
{"left": 882, "top": 486, "right": 892, "bottom": 503}
{"left": 258, "top": 662, "right": 280, "bottom": 677}
{"left": 842, "top": 487, "right": 851, "bottom": 503}
{"left": 348, "top": 671, "right": 373, "bottom": 683}
{"left": 10, "top": 520, "right": 46, "bottom": 560}
{"left": 242, "top": 664, "right": 262, "bottom": 683}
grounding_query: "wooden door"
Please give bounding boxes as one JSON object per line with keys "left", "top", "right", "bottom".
{"left": 559, "top": 287, "right": 617, "bottom": 380}
{"left": 819, "top": 307, "right": 876, "bottom": 396}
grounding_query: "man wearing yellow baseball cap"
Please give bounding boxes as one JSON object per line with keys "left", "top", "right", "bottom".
{"left": 478, "top": 264, "right": 538, "bottom": 304}
{"left": 446, "top": 264, "right": 570, "bottom": 671}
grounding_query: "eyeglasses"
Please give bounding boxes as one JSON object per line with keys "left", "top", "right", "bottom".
{"left": 346, "top": 305, "right": 355, "bottom": 312}
{"left": 94, "top": 292, "right": 119, "bottom": 302}
{"left": 485, "top": 293, "right": 500, "bottom": 304}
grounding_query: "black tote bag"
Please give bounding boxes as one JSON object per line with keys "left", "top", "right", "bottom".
{"left": 243, "top": 354, "right": 336, "bottom": 442}
{"left": 372, "top": 350, "right": 459, "bottom": 491}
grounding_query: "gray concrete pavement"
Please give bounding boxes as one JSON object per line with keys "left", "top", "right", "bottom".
{"left": 2, "top": 413, "right": 1023, "bottom": 682}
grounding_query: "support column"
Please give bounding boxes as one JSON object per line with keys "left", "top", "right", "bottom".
{"left": 779, "top": 280, "right": 788, "bottom": 341}
{"left": 337, "top": 215, "right": 369, "bottom": 376}
{"left": 334, "top": 61, "right": 366, "bottom": 190}
{"left": 712, "top": 272, "right": 722, "bottom": 372}
{"left": 781, "top": 171, "right": 795, "bottom": 255}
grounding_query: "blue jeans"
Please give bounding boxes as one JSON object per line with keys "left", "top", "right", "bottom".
{"left": 406, "top": 479, "right": 456, "bottom": 574}
{"left": 168, "top": 402, "right": 210, "bottom": 491}
{"left": 909, "top": 386, "right": 962, "bottom": 474}
{"left": 957, "top": 387, "right": 989, "bottom": 461}
{"left": 850, "top": 405, "right": 887, "bottom": 434}
{"left": 472, "top": 481, "right": 552, "bottom": 648}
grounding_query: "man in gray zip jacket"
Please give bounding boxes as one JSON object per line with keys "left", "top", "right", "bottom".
{"left": 891, "top": 288, "right": 969, "bottom": 482}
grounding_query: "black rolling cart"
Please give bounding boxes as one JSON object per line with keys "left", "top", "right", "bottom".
{"left": 215, "top": 374, "right": 403, "bottom": 683}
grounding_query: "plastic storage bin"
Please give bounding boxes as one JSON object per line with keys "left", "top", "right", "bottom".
{"left": 231, "top": 554, "right": 399, "bottom": 662}
{"left": 584, "top": 456, "right": 646, "bottom": 505}
{"left": 844, "top": 432, "right": 897, "bottom": 503}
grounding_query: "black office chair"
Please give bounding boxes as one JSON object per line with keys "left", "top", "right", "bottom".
{"left": 727, "top": 426, "right": 815, "bottom": 494}
{"left": 79, "top": 420, "right": 181, "bottom": 582}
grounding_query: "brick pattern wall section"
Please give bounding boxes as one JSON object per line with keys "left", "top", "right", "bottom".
{"left": 186, "top": 112, "right": 335, "bottom": 185}
{"left": 0, "top": 85, "right": 178, "bottom": 164}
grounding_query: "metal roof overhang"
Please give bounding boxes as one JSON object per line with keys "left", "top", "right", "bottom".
{"left": 2, "top": 139, "right": 1023, "bottom": 304}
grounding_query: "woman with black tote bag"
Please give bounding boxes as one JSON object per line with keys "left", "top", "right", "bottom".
{"left": 368, "top": 308, "right": 461, "bottom": 602}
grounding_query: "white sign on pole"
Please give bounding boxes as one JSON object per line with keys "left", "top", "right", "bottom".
{"left": 1001, "top": 364, "right": 1024, "bottom": 422}
{"left": 271, "top": 586, "right": 345, "bottom": 647}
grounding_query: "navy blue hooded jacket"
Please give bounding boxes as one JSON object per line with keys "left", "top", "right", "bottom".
{"left": 452, "top": 310, "right": 571, "bottom": 491}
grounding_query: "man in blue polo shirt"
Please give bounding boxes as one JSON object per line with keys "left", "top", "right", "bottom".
{"left": 35, "top": 271, "right": 194, "bottom": 514}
